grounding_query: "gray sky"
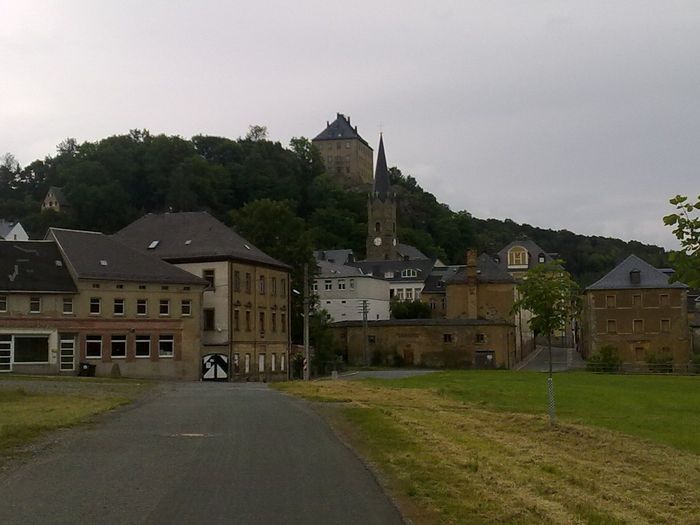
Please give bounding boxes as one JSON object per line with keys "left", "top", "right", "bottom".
{"left": 2, "top": 1, "right": 699, "bottom": 249}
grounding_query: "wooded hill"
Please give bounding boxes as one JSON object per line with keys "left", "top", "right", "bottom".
{"left": 0, "top": 129, "right": 667, "bottom": 286}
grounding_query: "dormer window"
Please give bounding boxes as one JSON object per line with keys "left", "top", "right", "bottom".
{"left": 401, "top": 269, "right": 418, "bottom": 278}
{"left": 507, "top": 247, "right": 528, "bottom": 268}
{"left": 630, "top": 269, "right": 641, "bottom": 285}
{"left": 538, "top": 253, "right": 546, "bottom": 264}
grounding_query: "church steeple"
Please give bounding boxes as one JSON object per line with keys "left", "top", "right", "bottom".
{"left": 366, "top": 135, "right": 399, "bottom": 261}
{"left": 373, "top": 134, "right": 390, "bottom": 199}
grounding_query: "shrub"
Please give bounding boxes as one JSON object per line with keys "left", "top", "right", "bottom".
{"left": 586, "top": 345, "right": 622, "bottom": 373}
{"left": 646, "top": 351, "right": 674, "bottom": 373}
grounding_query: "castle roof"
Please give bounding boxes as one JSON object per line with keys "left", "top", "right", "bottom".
{"left": 313, "top": 113, "right": 370, "bottom": 148}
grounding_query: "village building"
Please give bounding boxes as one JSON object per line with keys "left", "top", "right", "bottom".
{"left": 0, "top": 220, "right": 28, "bottom": 241}
{"left": 115, "top": 212, "right": 291, "bottom": 381}
{"left": 41, "top": 186, "right": 70, "bottom": 213}
{"left": 581, "top": 254, "right": 691, "bottom": 369}
{"left": 313, "top": 113, "right": 374, "bottom": 188}
{"left": 0, "top": 230, "right": 206, "bottom": 378}
{"left": 313, "top": 259, "right": 390, "bottom": 322}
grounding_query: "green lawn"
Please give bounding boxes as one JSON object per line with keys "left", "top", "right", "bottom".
{"left": 369, "top": 370, "right": 700, "bottom": 454}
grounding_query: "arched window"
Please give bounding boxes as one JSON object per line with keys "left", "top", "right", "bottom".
{"left": 375, "top": 222, "right": 381, "bottom": 233}
{"left": 507, "top": 247, "right": 528, "bottom": 267}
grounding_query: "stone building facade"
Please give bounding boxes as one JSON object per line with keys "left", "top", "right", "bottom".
{"left": 581, "top": 254, "right": 691, "bottom": 368}
{"left": 115, "top": 212, "right": 291, "bottom": 381}
{"left": 313, "top": 113, "right": 373, "bottom": 188}
{"left": 365, "top": 135, "right": 399, "bottom": 261}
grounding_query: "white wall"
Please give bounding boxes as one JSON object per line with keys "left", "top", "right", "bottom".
{"left": 314, "top": 276, "right": 390, "bottom": 321}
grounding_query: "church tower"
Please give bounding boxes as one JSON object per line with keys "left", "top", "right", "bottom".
{"left": 366, "top": 135, "right": 399, "bottom": 261}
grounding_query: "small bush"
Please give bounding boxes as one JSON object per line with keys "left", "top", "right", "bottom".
{"left": 586, "top": 345, "right": 622, "bottom": 373}
{"left": 646, "top": 351, "right": 673, "bottom": 373}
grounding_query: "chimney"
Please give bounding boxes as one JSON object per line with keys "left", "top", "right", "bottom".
{"left": 347, "top": 115, "right": 351, "bottom": 125}
{"left": 354, "top": 126, "right": 358, "bottom": 133}
{"left": 466, "top": 249, "right": 478, "bottom": 319}
{"left": 326, "top": 120, "right": 329, "bottom": 127}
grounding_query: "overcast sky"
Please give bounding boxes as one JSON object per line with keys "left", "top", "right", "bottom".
{"left": 2, "top": 1, "right": 699, "bottom": 249}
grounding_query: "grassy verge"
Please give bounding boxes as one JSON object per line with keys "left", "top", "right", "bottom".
{"left": 0, "top": 375, "right": 152, "bottom": 458}
{"left": 277, "top": 373, "right": 700, "bottom": 524}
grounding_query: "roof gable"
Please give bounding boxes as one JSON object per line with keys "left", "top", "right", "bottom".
{"left": 586, "top": 254, "right": 687, "bottom": 290}
{"left": 49, "top": 228, "right": 207, "bottom": 286}
{"left": 114, "top": 212, "right": 289, "bottom": 269}
{"left": 313, "top": 113, "right": 370, "bottom": 147}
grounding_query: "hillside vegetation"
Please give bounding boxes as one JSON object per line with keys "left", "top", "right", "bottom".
{"left": 0, "top": 129, "right": 667, "bottom": 286}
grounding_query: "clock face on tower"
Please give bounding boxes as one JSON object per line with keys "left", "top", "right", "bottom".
{"left": 373, "top": 237, "right": 382, "bottom": 246}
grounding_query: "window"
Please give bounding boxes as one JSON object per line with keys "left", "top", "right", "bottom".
{"left": 281, "top": 313, "right": 286, "bottom": 333}
{"left": 396, "top": 289, "right": 404, "bottom": 300}
{"left": 271, "top": 277, "right": 277, "bottom": 296}
{"left": 375, "top": 221, "right": 381, "bottom": 233}
{"left": 159, "top": 299, "right": 170, "bottom": 316}
{"left": 401, "top": 269, "right": 417, "bottom": 278}
{"left": 476, "top": 333, "right": 486, "bottom": 343}
{"left": 139, "top": 285, "right": 146, "bottom": 290}
{"left": 660, "top": 294, "right": 670, "bottom": 307}
{"left": 137, "top": 299, "right": 147, "bottom": 316}
{"left": 203, "top": 308, "right": 216, "bottom": 331}
{"left": 414, "top": 288, "right": 421, "bottom": 299}
{"left": 325, "top": 280, "right": 332, "bottom": 290}
{"left": 0, "top": 295, "right": 7, "bottom": 312}
{"left": 181, "top": 299, "right": 191, "bottom": 316}
{"left": 280, "top": 353, "right": 286, "bottom": 372}
{"left": 281, "top": 279, "right": 287, "bottom": 297}
{"left": 245, "top": 311, "right": 251, "bottom": 331}
{"left": 258, "top": 353, "right": 265, "bottom": 372}
{"left": 349, "top": 279, "right": 355, "bottom": 289}
{"left": 62, "top": 297, "right": 73, "bottom": 314}
{"left": 635, "top": 346, "right": 645, "bottom": 361}
{"left": 244, "top": 353, "right": 251, "bottom": 374}
{"left": 86, "top": 335, "right": 102, "bottom": 359}
{"left": 159, "top": 335, "right": 174, "bottom": 358}
{"left": 259, "top": 275, "right": 266, "bottom": 295}
{"left": 271, "top": 353, "right": 276, "bottom": 372}
{"left": 245, "top": 273, "right": 252, "bottom": 294}
{"left": 429, "top": 299, "right": 436, "bottom": 310}
{"left": 508, "top": 248, "right": 528, "bottom": 267}
{"left": 111, "top": 335, "right": 126, "bottom": 358}
{"left": 633, "top": 319, "right": 644, "bottom": 333}
{"left": 633, "top": 294, "right": 641, "bottom": 307}
{"left": 338, "top": 280, "right": 346, "bottom": 290}
{"left": 234, "top": 310, "right": 240, "bottom": 331}
{"left": 233, "top": 353, "right": 240, "bottom": 373}
{"left": 116, "top": 284, "right": 124, "bottom": 289}
{"left": 14, "top": 336, "right": 49, "bottom": 362}
{"left": 90, "top": 297, "right": 101, "bottom": 314}
{"left": 605, "top": 295, "right": 616, "bottom": 308}
{"left": 234, "top": 271, "right": 241, "bottom": 292}
{"left": 92, "top": 283, "right": 100, "bottom": 289}
{"left": 313, "top": 282, "right": 318, "bottom": 292}
{"left": 405, "top": 289, "right": 413, "bottom": 300}
{"left": 161, "top": 286, "right": 169, "bottom": 291}
{"left": 203, "top": 269, "right": 215, "bottom": 289}
{"left": 606, "top": 319, "right": 617, "bottom": 333}
{"left": 29, "top": 297, "right": 41, "bottom": 314}
{"left": 368, "top": 335, "right": 376, "bottom": 344}
{"left": 113, "top": 298, "right": 125, "bottom": 316}
{"left": 443, "top": 334, "right": 453, "bottom": 343}
{"left": 135, "top": 335, "right": 150, "bottom": 358}
{"left": 660, "top": 319, "right": 671, "bottom": 333}
{"left": 272, "top": 313, "right": 277, "bottom": 332}
{"left": 259, "top": 312, "right": 265, "bottom": 334}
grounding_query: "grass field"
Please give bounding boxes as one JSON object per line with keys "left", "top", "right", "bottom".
{"left": 277, "top": 371, "right": 700, "bottom": 525}
{"left": 0, "top": 375, "right": 151, "bottom": 458}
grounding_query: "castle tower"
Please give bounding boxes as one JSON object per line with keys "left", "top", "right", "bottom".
{"left": 312, "top": 113, "right": 374, "bottom": 188}
{"left": 366, "top": 135, "right": 399, "bottom": 261}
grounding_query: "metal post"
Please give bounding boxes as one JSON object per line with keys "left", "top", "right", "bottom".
{"left": 303, "top": 263, "right": 310, "bottom": 381}
{"left": 361, "top": 300, "right": 369, "bottom": 366}
{"left": 547, "top": 333, "right": 556, "bottom": 425}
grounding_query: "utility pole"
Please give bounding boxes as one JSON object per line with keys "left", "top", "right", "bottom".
{"left": 303, "top": 263, "right": 310, "bottom": 381}
{"left": 361, "top": 300, "right": 369, "bottom": 366}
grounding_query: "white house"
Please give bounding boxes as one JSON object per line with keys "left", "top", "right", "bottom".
{"left": 314, "top": 260, "right": 390, "bottom": 322}
{"left": 0, "top": 220, "right": 29, "bottom": 241}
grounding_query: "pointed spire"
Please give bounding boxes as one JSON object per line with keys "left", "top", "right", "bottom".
{"left": 373, "top": 134, "right": 390, "bottom": 198}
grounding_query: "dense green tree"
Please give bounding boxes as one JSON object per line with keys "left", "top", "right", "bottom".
{"left": 390, "top": 299, "right": 432, "bottom": 319}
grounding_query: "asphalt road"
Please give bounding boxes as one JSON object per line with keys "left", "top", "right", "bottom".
{"left": 0, "top": 382, "right": 404, "bottom": 525}
{"left": 518, "top": 345, "right": 586, "bottom": 372}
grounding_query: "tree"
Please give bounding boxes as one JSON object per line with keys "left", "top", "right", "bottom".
{"left": 390, "top": 299, "right": 432, "bottom": 319}
{"left": 512, "top": 261, "right": 580, "bottom": 425}
{"left": 663, "top": 194, "right": 700, "bottom": 287}
{"left": 245, "top": 125, "right": 268, "bottom": 142}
